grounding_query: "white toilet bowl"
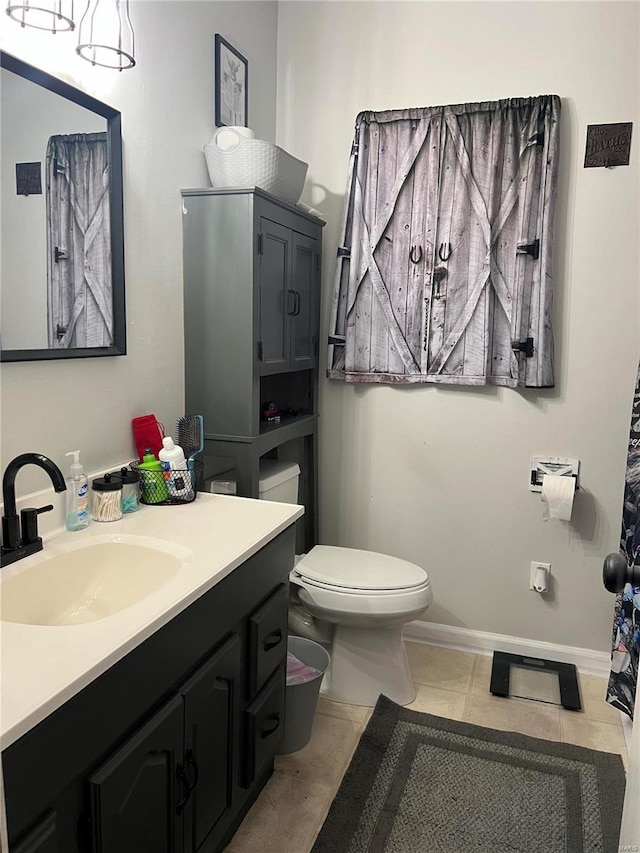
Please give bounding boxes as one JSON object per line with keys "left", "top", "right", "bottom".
{"left": 290, "top": 546, "right": 433, "bottom": 707}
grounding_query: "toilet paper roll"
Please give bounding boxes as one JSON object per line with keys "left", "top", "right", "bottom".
{"left": 541, "top": 474, "right": 575, "bottom": 522}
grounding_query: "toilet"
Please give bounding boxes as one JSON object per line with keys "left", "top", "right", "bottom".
{"left": 290, "top": 546, "right": 432, "bottom": 706}
{"left": 206, "top": 459, "right": 301, "bottom": 502}
{"left": 208, "top": 460, "right": 433, "bottom": 707}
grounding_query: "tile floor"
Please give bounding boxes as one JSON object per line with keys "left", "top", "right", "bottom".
{"left": 225, "top": 642, "right": 629, "bottom": 853}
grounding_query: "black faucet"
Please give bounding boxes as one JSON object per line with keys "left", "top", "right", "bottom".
{"left": 1, "top": 453, "right": 67, "bottom": 568}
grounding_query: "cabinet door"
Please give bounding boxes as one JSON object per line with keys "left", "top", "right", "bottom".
{"left": 259, "top": 218, "right": 292, "bottom": 375}
{"left": 290, "top": 232, "right": 319, "bottom": 371}
{"left": 12, "top": 812, "right": 58, "bottom": 853}
{"left": 87, "top": 694, "right": 184, "bottom": 853}
{"left": 180, "top": 634, "right": 242, "bottom": 852}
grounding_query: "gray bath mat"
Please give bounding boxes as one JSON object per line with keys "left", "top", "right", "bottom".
{"left": 312, "top": 695, "right": 625, "bottom": 853}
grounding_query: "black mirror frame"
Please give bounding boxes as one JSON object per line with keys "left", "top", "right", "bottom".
{"left": 0, "top": 51, "right": 126, "bottom": 362}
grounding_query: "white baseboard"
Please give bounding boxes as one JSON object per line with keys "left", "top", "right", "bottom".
{"left": 404, "top": 619, "right": 611, "bottom": 678}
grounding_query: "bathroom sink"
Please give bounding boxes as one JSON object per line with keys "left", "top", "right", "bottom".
{"left": 0, "top": 536, "right": 192, "bottom": 626}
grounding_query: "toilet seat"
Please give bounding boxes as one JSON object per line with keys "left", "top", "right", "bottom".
{"left": 294, "top": 545, "right": 428, "bottom": 593}
{"left": 291, "top": 572, "right": 431, "bottom": 596}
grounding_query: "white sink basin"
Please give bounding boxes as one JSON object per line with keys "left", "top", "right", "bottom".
{"left": 0, "top": 535, "right": 192, "bottom": 626}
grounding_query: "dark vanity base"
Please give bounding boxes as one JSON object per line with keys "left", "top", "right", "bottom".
{"left": 3, "top": 526, "right": 294, "bottom": 853}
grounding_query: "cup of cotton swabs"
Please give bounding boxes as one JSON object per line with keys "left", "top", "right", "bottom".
{"left": 176, "top": 414, "right": 204, "bottom": 493}
{"left": 91, "top": 472, "right": 123, "bottom": 522}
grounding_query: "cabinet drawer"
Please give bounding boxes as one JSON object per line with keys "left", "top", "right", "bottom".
{"left": 247, "top": 584, "right": 288, "bottom": 697}
{"left": 242, "top": 667, "right": 285, "bottom": 788}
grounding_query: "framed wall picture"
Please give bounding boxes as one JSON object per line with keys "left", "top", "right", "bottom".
{"left": 214, "top": 34, "right": 248, "bottom": 128}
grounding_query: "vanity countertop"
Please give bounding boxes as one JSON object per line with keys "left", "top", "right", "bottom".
{"left": 0, "top": 493, "right": 303, "bottom": 751}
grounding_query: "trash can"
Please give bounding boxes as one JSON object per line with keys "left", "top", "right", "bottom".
{"left": 278, "top": 636, "right": 330, "bottom": 755}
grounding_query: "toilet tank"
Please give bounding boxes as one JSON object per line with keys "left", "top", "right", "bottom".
{"left": 206, "top": 460, "right": 300, "bottom": 503}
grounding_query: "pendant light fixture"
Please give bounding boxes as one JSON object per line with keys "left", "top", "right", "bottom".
{"left": 76, "top": 0, "right": 135, "bottom": 70}
{"left": 5, "top": 0, "right": 75, "bottom": 33}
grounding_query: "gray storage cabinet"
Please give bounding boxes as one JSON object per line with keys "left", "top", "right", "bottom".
{"left": 182, "top": 188, "right": 324, "bottom": 550}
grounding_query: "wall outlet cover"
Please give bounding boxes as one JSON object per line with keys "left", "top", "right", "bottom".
{"left": 530, "top": 561, "right": 551, "bottom": 591}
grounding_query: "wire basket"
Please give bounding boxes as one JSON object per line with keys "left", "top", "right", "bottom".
{"left": 130, "top": 460, "right": 203, "bottom": 506}
{"left": 204, "top": 129, "right": 308, "bottom": 206}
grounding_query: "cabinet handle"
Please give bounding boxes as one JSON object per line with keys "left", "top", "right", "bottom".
{"left": 260, "top": 712, "right": 281, "bottom": 739}
{"left": 263, "top": 629, "right": 283, "bottom": 651}
{"left": 186, "top": 747, "right": 199, "bottom": 789}
{"left": 176, "top": 763, "right": 191, "bottom": 814}
{"left": 293, "top": 290, "right": 301, "bottom": 316}
{"left": 175, "top": 749, "right": 199, "bottom": 814}
{"left": 287, "top": 289, "right": 297, "bottom": 315}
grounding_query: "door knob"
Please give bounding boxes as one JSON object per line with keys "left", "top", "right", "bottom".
{"left": 602, "top": 552, "right": 640, "bottom": 593}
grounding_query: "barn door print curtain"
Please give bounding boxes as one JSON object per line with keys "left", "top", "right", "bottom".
{"left": 607, "top": 359, "right": 640, "bottom": 720}
{"left": 46, "top": 132, "right": 113, "bottom": 348}
{"left": 328, "top": 96, "right": 560, "bottom": 387}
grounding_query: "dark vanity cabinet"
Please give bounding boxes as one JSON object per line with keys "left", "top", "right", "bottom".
{"left": 182, "top": 188, "right": 324, "bottom": 551}
{"left": 3, "top": 528, "right": 293, "bottom": 853}
{"left": 87, "top": 635, "right": 242, "bottom": 853}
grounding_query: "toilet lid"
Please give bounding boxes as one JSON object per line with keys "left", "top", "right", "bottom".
{"left": 294, "top": 546, "right": 427, "bottom": 591}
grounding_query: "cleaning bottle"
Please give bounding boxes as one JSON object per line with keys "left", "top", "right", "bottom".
{"left": 65, "top": 450, "right": 90, "bottom": 531}
{"left": 138, "top": 449, "right": 169, "bottom": 504}
{"left": 158, "top": 436, "right": 192, "bottom": 499}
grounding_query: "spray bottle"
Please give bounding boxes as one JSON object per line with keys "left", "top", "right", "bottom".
{"left": 65, "top": 450, "right": 90, "bottom": 531}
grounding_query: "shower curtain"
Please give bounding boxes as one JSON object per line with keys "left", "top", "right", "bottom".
{"left": 606, "top": 359, "right": 640, "bottom": 720}
{"left": 46, "top": 132, "right": 112, "bottom": 348}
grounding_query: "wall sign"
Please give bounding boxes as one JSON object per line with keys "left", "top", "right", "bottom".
{"left": 16, "top": 161, "right": 42, "bottom": 195}
{"left": 584, "top": 122, "right": 633, "bottom": 168}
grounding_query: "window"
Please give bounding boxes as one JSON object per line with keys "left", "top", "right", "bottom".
{"left": 328, "top": 96, "right": 561, "bottom": 388}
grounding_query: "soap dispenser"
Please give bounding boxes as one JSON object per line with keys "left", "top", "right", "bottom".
{"left": 65, "top": 450, "right": 90, "bottom": 531}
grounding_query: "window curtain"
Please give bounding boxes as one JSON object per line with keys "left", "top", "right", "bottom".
{"left": 327, "top": 96, "right": 560, "bottom": 387}
{"left": 607, "top": 359, "right": 640, "bottom": 720}
{"left": 46, "top": 132, "right": 112, "bottom": 348}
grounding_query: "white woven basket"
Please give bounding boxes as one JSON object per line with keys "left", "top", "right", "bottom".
{"left": 204, "top": 128, "right": 308, "bottom": 206}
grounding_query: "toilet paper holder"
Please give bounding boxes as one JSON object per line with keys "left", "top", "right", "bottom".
{"left": 530, "top": 456, "right": 580, "bottom": 492}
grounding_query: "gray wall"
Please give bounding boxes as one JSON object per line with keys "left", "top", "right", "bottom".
{"left": 276, "top": 0, "right": 640, "bottom": 652}
{"left": 0, "top": 1, "right": 279, "bottom": 491}
{"left": 2, "top": 0, "right": 638, "bottom": 654}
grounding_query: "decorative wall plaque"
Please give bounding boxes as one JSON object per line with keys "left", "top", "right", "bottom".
{"left": 16, "top": 162, "right": 42, "bottom": 195}
{"left": 584, "top": 122, "right": 633, "bottom": 168}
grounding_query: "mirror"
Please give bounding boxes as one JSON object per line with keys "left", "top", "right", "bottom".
{"left": 1, "top": 51, "right": 126, "bottom": 362}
